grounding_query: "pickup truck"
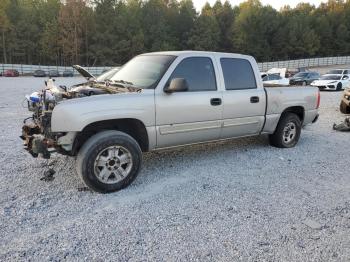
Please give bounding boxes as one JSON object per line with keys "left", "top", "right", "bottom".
{"left": 21, "top": 51, "right": 320, "bottom": 193}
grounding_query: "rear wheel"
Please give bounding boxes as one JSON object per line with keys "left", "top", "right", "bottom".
{"left": 76, "top": 130, "right": 142, "bottom": 193}
{"left": 269, "top": 113, "right": 302, "bottom": 148}
{"left": 336, "top": 83, "right": 342, "bottom": 91}
{"left": 340, "top": 101, "right": 350, "bottom": 114}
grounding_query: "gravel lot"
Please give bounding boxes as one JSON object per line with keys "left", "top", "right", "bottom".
{"left": 0, "top": 77, "right": 349, "bottom": 261}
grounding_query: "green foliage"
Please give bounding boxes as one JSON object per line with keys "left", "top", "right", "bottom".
{"left": 0, "top": 0, "right": 350, "bottom": 65}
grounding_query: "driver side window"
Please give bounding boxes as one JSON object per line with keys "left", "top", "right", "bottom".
{"left": 168, "top": 57, "right": 217, "bottom": 91}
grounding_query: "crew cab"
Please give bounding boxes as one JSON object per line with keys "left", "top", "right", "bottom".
{"left": 21, "top": 51, "right": 320, "bottom": 193}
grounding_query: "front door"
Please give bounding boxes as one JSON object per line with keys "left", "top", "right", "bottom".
{"left": 155, "top": 56, "right": 223, "bottom": 148}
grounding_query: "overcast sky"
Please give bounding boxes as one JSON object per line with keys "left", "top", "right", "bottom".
{"left": 193, "top": 0, "right": 328, "bottom": 11}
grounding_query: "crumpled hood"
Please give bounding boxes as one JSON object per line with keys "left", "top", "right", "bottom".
{"left": 72, "top": 65, "right": 95, "bottom": 79}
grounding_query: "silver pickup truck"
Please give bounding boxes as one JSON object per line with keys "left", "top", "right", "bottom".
{"left": 21, "top": 51, "right": 320, "bottom": 193}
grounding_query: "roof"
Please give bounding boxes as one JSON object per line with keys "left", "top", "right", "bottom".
{"left": 142, "top": 50, "right": 246, "bottom": 57}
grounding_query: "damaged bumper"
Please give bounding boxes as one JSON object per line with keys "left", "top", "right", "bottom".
{"left": 20, "top": 117, "right": 76, "bottom": 159}
{"left": 20, "top": 119, "right": 52, "bottom": 158}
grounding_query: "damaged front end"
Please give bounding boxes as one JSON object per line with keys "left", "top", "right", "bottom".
{"left": 20, "top": 81, "right": 71, "bottom": 159}
{"left": 21, "top": 68, "right": 140, "bottom": 159}
{"left": 21, "top": 115, "right": 53, "bottom": 159}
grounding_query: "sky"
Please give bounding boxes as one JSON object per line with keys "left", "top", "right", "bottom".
{"left": 192, "top": 0, "right": 328, "bottom": 11}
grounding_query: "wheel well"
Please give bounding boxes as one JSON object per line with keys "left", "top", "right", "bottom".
{"left": 72, "top": 119, "right": 149, "bottom": 155}
{"left": 281, "top": 106, "right": 305, "bottom": 123}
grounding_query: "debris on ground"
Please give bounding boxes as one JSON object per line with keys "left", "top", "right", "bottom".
{"left": 77, "top": 187, "right": 92, "bottom": 192}
{"left": 40, "top": 168, "right": 56, "bottom": 182}
{"left": 333, "top": 117, "right": 350, "bottom": 131}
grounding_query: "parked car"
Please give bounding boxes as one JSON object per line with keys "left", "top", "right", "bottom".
{"left": 21, "top": 51, "right": 320, "bottom": 193}
{"left": 62, "top": 70, "right": 74, "bottom": 77}
{"left": 33, "top": 70, "right": 46, "bottom": 77}
{"left": 340, "top": 88, "right": 350, "bottom": 114}
{"left": 4, "top": 69, "right": 19, "bottom": 77}
{"left": 311, "top": 74, "right": 350, "bottom": 91}
{"left": 262, "top": 73, "right": 289, "bottom": 86}
{"left": 326, "top": 69, "right": 350, "bottom": 75}
{"left": 289, "top": 72, "right": 320, "bottom": 86}
{"left": 49, "top": 70, "right": 60, "bottom": 77}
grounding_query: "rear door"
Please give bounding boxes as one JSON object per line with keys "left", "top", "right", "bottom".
{"left": 218, "top": 56, "right": 266, "bottom": 139}
{"left": 155, "top": 56, "right": 223, "bottom": 148}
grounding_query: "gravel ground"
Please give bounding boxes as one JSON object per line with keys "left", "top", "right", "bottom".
{"left": 0, "top": 77, "right": 349, "bottom": 261}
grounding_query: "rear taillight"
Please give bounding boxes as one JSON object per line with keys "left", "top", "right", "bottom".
{"left": 316, "top": 90, "right": 320, "bottom": 109}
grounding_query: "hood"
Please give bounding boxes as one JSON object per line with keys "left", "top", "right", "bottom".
{"left": 290, "top": 76, "right": 305, "bottom": 81}
{"left": 72, "top": 65, "right": 95, "bottom": 79}
{"left": 312, "top": 79, "right": 339, "bottom": 85}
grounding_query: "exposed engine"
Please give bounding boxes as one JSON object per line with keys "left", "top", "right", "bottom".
{"left": 20, "top": 78, "right": 140, "bottom": 158}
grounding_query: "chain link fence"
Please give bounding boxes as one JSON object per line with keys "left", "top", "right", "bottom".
{"left": 0, "top": 64, "right": 113, "bottom": 76}
{"left": 258, "top": 56, "right": 350, "bottom": 72}
{"left": 1, "top": 56, "right": 350, "bottom": 76}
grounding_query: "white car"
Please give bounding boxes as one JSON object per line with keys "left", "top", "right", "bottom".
{"left": 326, "top": 69, "right": 350, "bottom": 75}
{"left": 311, "top": 74, "right": 350, "bottom": 91}
{"left": 262, "top": 73, "right": 289, "bottom": 86}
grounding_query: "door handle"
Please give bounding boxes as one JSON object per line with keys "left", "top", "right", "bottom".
{"left": 210, "top": 98, "right": 222, "bottom": 106}
{"left": 250, "top": 96, "right": 259, "bottom": 103}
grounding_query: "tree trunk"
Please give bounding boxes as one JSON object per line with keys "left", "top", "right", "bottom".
{"left": 85, "top": 22, "right": 88, "bottom": 66}
{"left": 74, "top": 22, "right": 78, "bottom": 64}
{"left": 2, "top": 30, "right": 7, "bottom": 64}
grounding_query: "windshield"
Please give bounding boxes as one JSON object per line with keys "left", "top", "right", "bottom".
{"left": 110, "top": 55, "right": 176, "bottom": 89}
{"left": 293, "top": 72, "right": 308, "bottom": 78}
{"left": 96, "top": 67, "right": 120, "bottom": 82}
{"left": 320, "top": 75, "right": 341, "bottom": 80}
{"left": 327, "top": 70, "right": 343, "bottom": 74}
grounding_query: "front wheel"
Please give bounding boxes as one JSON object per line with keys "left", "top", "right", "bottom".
{"left": 336, "top": 83, "right": 342, "bottom": 91}
{"left": 269, "top": 113, "right": 302, "bottom": 148}
{"left": 76, "top": 130, "right": 142, "bottom": 193}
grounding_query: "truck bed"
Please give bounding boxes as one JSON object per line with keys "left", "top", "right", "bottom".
{"left": 262, "top": 86, "right": 319, "bottom": 133}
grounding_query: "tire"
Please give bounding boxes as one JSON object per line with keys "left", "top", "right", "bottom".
{"left": 76, "top": 130, "right": 142, "bottom": 193}
{"left": 269, "top": 113, "right": 302, "bottom": 148}
{"left": 336, "top": 83, "right": 342, "bottom": 91}
{"left": 340, "top": 101, "right": 350, "bottom": 114}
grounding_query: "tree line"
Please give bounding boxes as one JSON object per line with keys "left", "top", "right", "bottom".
{"left": 0, "top": 0, "right": 350, "bottom": 66}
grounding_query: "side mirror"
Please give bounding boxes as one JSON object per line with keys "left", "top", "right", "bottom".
{"left": 164, "top": 78, "right": 189, "bottom": 93}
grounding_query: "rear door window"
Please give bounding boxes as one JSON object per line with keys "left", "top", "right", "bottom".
{"left": 220, "top": 58, "right": 257, "bottom": 90}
